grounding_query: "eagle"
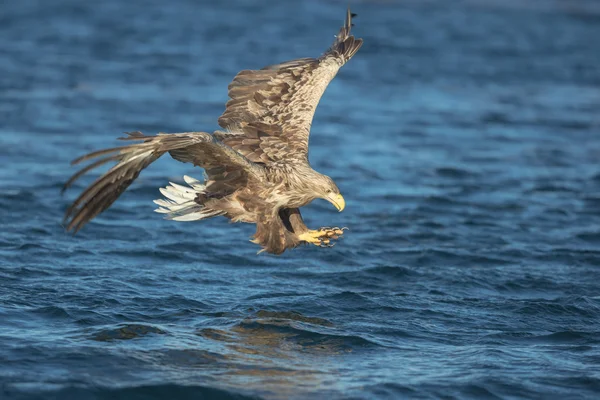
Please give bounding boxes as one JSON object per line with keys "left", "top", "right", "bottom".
{"left": 63, "top": 9, "right": 363, "bottom": 255}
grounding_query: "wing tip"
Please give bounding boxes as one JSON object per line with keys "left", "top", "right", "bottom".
{"left": 326, "top": 7, "right": 362, "bottom": 63}
{"left": 343, "top": 7, "right": 358, "bottom": 37}
{"left": 346, "top": 8, "right": 357, "bottom": 31}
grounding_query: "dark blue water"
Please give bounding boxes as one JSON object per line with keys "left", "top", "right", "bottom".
{"left": 2, "top": 0, "right": 600, "bottom": 399}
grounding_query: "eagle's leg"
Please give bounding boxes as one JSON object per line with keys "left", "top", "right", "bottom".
{"left": 281, "top": 208, "right": 345, "bottom": 248}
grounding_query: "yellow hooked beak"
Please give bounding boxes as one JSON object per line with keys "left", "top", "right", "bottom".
{"left": 325, "top": 192, "right": 345, "bottom": 212}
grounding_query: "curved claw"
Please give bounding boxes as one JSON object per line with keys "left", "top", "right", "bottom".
{"left": 318, "top": 241, "right": 335, "bottom": 248}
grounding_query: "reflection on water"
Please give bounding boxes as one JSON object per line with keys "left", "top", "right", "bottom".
{"left": 199, "top": 310, "right": 359, "bottom": 399}
{"left": 85, "top": 310, "right": 356, "bottom": 399}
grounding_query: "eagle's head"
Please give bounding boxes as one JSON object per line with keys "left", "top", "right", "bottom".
{"left": 312, "top": 174, "right": 345, "bottom": 212}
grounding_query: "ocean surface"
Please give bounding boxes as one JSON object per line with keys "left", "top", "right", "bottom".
{"left": 1, "top": 0, "right": 600, "bottom": 399}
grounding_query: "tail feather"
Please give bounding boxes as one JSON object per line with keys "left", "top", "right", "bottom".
{"left": 170, "top": 209, "right": 224, "bottom": 222}
{"left": 153, "top": 179, "right": 225, "bottom": 222}
{"left": 168, "top": 182, "right": 196, "bottom": 196}
{"left": 159, "top": 185, "right": 194, "bottom": 202}
{"left": 183, "top": 175, "right": 206, "bottom": 191}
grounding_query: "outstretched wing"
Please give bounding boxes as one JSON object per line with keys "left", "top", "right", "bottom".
{"left": 214, "top": 8, "right": 362, "bottom": 164}
{"left": 63, "top": 132, "right": 264, "bottom": 232}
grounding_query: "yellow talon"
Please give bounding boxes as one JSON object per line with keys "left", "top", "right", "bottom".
{"left": 298, "top": 227, "right": 346, "bottom": 248}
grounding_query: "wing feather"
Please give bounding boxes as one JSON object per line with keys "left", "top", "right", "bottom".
{"left": 63, "top": 132, "right": 264, "bottom": 232}
{"left": 215, "top": 8, "right": 363, "bottom": 164}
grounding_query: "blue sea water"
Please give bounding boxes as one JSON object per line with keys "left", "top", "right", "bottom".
{"left": 1, "top": 0, "right": 600, "bottom": 398}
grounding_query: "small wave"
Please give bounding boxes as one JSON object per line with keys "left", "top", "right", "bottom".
{"left": 103, "top": 249, "right": 192, "bottom": 261}
{"left": 323, "top": 291, "right": 372, "bottom": 304}
{"left": 479, "top": 330, "right": 600, "bottom": 346}
{"left": 10, "top": 243, "right": 50, "bottom": 252}
{"left": 415, "top": 249, "right": 513, "bottom": 267}
{"left": 361, "top": 382, "right": 419, "bottom": 398}
{"left": 435, "top": 167, "right": 478, "bottom": 179}
{"left": 0, "top": 189, "right": 37, "bottom": 202}
{"left": 5, "top": 267, "right": 53, "bottom": 278}
{"left": 245, "top": 292, "right": 308, "bottom": 301}
{"left": 577, "top": 231, "right": 600, "bottom": 244}
{"left": 254, "top": 310, "right": 334, "bottom": 327}
{"left": 363, "top": 265, "right": 414, "bottom": 278}
{"left": 422, "top": 195, "right": 464, "bottom": 207}
{"left": 232, "top": 319, "right": 379, "bottom": 352}
{"left": 316, "top": 268, "right": 416, "bottom": 291}
{"left": 5, "top": 384, "right": 263, "bottom": 400}
{"left": 532, "top": 331, "right": 599, "bottom": 344}
{"left": 90, "top": 324, "right": 167, "bottom": 341}
{"left": 31, "top": 305, "right": 72, "bottom": 320}
{"left": 514, "top": 297, "right": 600, "bottom": 318}
{"left": 160, "top": 295, "right": 210, "bottom": 310}
{"left": 527, "top": 184, "right": 577, "bottom": 193}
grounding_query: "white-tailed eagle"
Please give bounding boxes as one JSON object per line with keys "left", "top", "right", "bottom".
{"left": 63, "top": 9, "right": 363, "bottom": 254}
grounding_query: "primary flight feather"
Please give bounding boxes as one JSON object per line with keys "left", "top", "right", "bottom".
{"left": 63, "top": 9, "right": 363, "bottom": 254}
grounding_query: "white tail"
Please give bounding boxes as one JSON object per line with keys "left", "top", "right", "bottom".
{"left": 153, "top": 175, "right": 222, "bottom": 221}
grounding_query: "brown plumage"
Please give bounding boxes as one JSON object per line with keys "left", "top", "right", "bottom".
{"left": 63, "top": 9, "right": 362, "bottom": 254}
